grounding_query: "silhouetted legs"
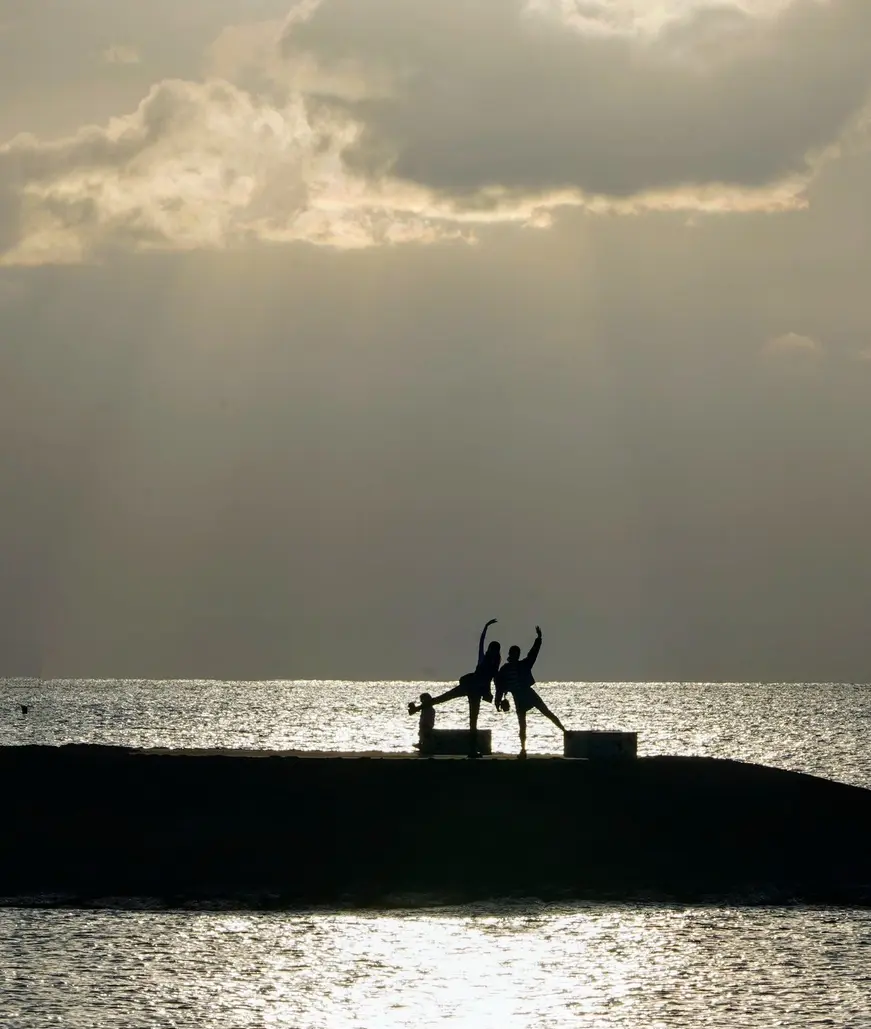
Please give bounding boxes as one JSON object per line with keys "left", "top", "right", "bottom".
{"left": 427, "top": 684, "right": 467, "bottom": 707}
{"left": 467, "top": 693, "right": 481, "bottom": 755}
{"left": 531, "top": 693, "right": 565, "bottom": 732}
{"left": 515, "top": 691, "right": 565, "bottom": 756}
{"left": 517, "top": 708, "right": 528, "bottom": 755}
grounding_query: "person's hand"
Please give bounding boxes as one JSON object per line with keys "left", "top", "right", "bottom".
{"left": 535, "top": 625, "right": 542, "bottom": 638}
{"left": 408, "top": 702, "right": 418, "bottom": 715}
{"left": 486, "top": 618, "right": 498, "bottom": 627}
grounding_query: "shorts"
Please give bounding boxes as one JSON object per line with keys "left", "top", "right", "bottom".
{"left": 459, "top": 671, "right": 493, "bottom": 700}
{"left": 510, "top": 687, "right": 538, "bottom": 715}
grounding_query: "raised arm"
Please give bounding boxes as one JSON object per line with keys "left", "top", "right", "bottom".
{"left": 526, "top": 625, "right": 542, "bottom": 666}
{"left": 478, "top": 618, "right": 498, "bottom": 665}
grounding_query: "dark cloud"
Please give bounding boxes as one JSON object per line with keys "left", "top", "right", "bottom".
{"left": 5, "top": 1, "right": 871, "bottom": 265}
{"left": 283, "top": 0, "right": 871, "bottom": 198}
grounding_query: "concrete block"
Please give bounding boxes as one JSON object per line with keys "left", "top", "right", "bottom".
{"left": 564, "top": 730, "right": 637, "bottom": 760}
{"left": 420, "top": 729, "right": 492, "bottom": 755}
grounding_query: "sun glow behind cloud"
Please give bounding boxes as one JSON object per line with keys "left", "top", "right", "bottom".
{"left": 1, "top": 0, "right": 870, "bottom": 264}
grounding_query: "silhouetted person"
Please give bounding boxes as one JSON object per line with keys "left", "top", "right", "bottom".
{"left": 20, "top": 705, "right": 28, "bottom": 715}
{"left": 495, "top": 625, "right": 565, "bottom": 758}
{"left": 412, "top": 692, "right": 436, "bottom": 754}
{"left": 409, "top": 618, "right": 500, "bottom": 757}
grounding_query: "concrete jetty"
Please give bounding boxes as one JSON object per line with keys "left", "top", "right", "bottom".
{"left": 2, "top": 745, "right": 870, "bottom": 907}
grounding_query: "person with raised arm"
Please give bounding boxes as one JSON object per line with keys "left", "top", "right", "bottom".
{"left": 408, "top": 619, "right": 501, "bottom": 757}
{"left": 494, "top": 625, "right": 565, "bottom": 759}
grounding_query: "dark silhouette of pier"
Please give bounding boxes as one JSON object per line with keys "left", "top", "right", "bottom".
{"left": 2, "top": 745, "right": 871, "bottom": 907}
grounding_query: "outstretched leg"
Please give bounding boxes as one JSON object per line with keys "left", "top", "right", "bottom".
{"left": 430, "top": 684, "right": 468, "bottom": 706}
{"left": 531, "top": 692, "right": 565, "bottom": 732}
{"left": 410, "top": 684, "right": 467, "bottom": 713}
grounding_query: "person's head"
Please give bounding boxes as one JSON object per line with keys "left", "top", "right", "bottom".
{"left": 485, "top": 640, "right": 501, "bottom": 663}
{"left": 507, "top": 645, "right": 521, "bottom": 662}
{"left": 419, "top": 692, "right": 434, "bottom": 707}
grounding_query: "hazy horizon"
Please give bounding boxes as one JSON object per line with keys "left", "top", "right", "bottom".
{"left": 3, "top": 0, "right": 871, "bottom": 682}
{"left": 3, "top": 676, "right": 870, "bottom": 687}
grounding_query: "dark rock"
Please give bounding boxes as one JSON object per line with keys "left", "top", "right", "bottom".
{"left": 2, "top": 747, "right": 870, "bottom": 908}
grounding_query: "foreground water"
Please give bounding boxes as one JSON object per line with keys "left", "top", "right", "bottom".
{"left": 3, "top": 904, "right": 870, "bottom": 1028}
{"left": 2, "top": 679, "right": 870, "bottom": 1027}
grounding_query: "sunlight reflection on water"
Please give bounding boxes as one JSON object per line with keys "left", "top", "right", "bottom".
{"left": 2, "top": 679, "right": 870, "bottom": 788}
{"left": 2, "top": 904, "right": 870, "bottom": 1028}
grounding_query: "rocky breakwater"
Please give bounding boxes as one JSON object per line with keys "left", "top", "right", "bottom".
{"left": 1, "top": 746, "right": 870, "bottom": 907}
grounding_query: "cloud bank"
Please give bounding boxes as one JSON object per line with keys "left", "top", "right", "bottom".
{"left": 284, "top": 0, "right": 871, "bottom": 196}
{"left": 2, "top": 0, "right": 871, "bottom": 263}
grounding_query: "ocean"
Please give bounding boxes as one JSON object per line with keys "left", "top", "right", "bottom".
{"left": 1, "top": 679, "right": 870, "bottom": 1028}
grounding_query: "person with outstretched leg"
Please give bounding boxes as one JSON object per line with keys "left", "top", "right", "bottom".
{"left": 495, "top": 626, "right": 565, "bottom": 758}
{"left": 408, "top": 619, "right": 501, "bottom": 756}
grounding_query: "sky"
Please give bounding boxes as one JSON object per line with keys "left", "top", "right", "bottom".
{"left": 2, "top": 0, "right": 871, "bottom": 681}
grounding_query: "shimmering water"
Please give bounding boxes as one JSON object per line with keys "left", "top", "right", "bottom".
{"left": 2, "top": 679, "right": 870, "bottom": 1027}
{"left": 2, "top": 904, "right": 870, "bottom": 1028}
{"left": 2, "top": 679, "right": 870, "bottom": 787}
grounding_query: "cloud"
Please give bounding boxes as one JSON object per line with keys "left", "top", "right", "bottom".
{"left": 0, "top": 77, "right": 483, "bottom": 265}
{"left": 282, "top": 0, "right": 871, "bottom": 200}
{"left": 2, "top": 0, "right": 871, "bottom": 263}
{"left": 760, "top": 331, "right": 824, "bottom": 362}
{"left": 103, "top": 44, "right": 142, "bottom": 66}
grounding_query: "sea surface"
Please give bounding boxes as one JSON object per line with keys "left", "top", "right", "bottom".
{"left": 2, "top": 679, "right": 870, "bottom": 1028}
